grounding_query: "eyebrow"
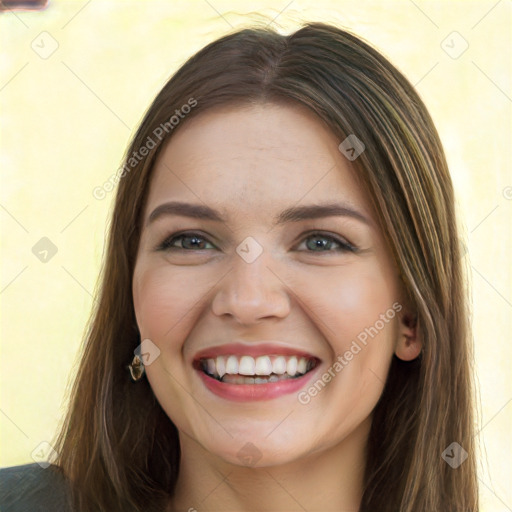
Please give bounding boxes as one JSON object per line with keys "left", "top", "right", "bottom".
{"left": 146, "top": 201, "right": 371, "bottom": 227}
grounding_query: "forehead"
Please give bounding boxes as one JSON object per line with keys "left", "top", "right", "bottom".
{"left": 145, "top": 102, "right": 372, "bottom": 221}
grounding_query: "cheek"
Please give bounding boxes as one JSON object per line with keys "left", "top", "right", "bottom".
{"left": 132, "top": 263, "right": 208, "bottom": 431}
{"left": 132, "top": 263, "right": 206, "bottom": 341}
{"left": 295, "top": 262, "right": 399, "bottom": 403}
{"left": 298, "top": 264, "right": 398, "bottom": 344}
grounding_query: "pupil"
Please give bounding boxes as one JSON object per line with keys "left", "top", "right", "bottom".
{"left": 308, "top": 237, "right": 329, "bottom": 251}
{"left": 186, "top": 236, "right": 204, "bottom": 249}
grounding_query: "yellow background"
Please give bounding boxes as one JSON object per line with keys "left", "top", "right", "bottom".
{"left": 1, "top": 1, "right": 510, "bottom": 510}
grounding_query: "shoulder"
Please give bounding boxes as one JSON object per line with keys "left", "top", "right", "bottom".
{"left": 0, "top": 463, "right": 74, "bottom": 512}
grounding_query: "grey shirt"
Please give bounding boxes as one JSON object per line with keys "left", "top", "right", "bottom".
{"left": 0, "top": 463, "right": 74, "bottom": 511}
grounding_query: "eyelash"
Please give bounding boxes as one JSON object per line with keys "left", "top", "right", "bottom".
{"left": 156, "top": 231, "right": 358, "bottom": 254}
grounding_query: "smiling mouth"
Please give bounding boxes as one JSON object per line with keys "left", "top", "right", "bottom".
{"left": 196, "top": 354, "right": 319, "bottom": 384}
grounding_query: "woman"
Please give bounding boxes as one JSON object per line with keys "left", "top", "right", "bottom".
{"left": 0, "top": 22, "right": 478, "bottom": 512}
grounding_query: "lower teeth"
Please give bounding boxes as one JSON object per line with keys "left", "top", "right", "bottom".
{"left": 208, "top": 372, "right": 305, "bottom": 384}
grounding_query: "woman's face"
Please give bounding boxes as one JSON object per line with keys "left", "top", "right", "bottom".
{"left": 132, "top": 102, "right": 414, "bottom": 467}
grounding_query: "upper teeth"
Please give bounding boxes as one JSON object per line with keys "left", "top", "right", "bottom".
{"left": 201, "top": 355, "right": 313, "bottom": 378}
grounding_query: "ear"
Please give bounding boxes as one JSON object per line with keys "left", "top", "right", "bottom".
{"left": 395, "top": 310, "right": 422, "bottom": 361}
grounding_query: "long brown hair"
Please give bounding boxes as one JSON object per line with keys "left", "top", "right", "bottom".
{"left": 53, "top": 22, "right": 479, "bottom": 511}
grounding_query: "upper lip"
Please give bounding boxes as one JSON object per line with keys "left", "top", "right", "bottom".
{"left": 192, "top": 342, "right": 320, "bottom": 362}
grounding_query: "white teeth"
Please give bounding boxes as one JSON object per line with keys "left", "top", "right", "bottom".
{"left": 216, "top": 356, "right": 226, "bottom": 378}
{"left": 286, "top": 356, "right": 298, "bottom": 377}
{"left": 225, "top": 355, "right": 239, "bottom": 374}
{"left": 297, "top": 357, "right": 308, "bottom": 374}
{"left": 272, "top": 356, "right": 287, "bottom": 375}
{"left": 255, "top": 356, "right": 272, "bottom": 375}
{"left": 206, "top": 359, "right": 216, "bottom": 375}
{"left": 201, "top": 354, "right": 316, "bottom": 380}
{"left": 239, "top": 355, "right": 256, "bottom": 376}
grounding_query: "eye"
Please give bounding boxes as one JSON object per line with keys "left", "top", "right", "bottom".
{"left": 156, "top": 232, "right": 216, "bottom": 251}
{"left": 156, "top": 231, "right": 357, "bottom": 254}
{"left": 296, "top": 232, "right": 357, "bottom": 253}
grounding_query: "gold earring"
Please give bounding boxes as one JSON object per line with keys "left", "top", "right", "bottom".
{"left": 128, "top": 354, "right": 145, "bottom": 382}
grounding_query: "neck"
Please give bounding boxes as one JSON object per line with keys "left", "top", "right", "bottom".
{"left": 169, "top": 416, "right": 371, "bottom": 512}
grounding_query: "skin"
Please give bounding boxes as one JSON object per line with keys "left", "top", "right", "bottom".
{"left": 132, "top": 102, "right": 422, "bottom": 512}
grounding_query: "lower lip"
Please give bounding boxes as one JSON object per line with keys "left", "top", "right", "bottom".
{"left": 196, "top": 367, "right": 319, "bottom": 402}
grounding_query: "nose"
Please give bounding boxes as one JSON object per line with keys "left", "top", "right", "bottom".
{"left": 211, "top": 248, "right": 291, "bottom": 324}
